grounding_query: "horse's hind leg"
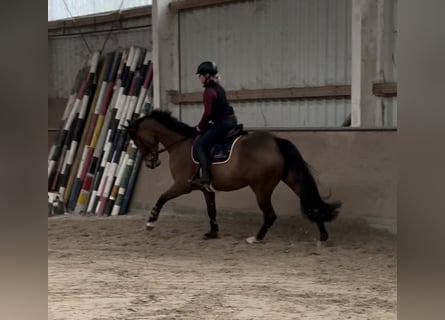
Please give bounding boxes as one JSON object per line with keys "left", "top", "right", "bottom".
{"left": 246, "top": 186, "right": 277, "bottom": 244}
{"left": 202, "top": 191, "right": 219, "bottom": 239}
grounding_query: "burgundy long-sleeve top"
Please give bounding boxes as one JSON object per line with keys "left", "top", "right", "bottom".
{"left": 196, "top": 87, "right": 218, "bottom": 131}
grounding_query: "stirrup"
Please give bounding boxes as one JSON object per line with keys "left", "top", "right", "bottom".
{"left": 190, "top": 178, "right": 213, "bottom": 192}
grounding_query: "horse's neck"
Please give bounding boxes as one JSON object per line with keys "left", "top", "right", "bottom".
{"left": 155, "top": 126, "right": 186, "bottom": 149}
{"left": 169, "top": 138, "right": 193, "bottom": 160}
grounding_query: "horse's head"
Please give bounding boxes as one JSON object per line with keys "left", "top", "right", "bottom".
{"left": 125, "top": 111, "right": 197, "bottom": 169}
{"left": 126, "top": 119, "right": 161, "bottom": 169}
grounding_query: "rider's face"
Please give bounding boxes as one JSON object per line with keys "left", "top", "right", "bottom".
{"left": 198, "top": 74, "right": 205, "bottom": 84}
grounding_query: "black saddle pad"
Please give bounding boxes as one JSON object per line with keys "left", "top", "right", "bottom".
{"left": 192, "top": 127, "right": 245, "bottom": 164}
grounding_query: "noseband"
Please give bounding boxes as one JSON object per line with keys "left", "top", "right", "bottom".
{"left": 135, "top": 136, "right": 189, "bottom": 168}
{"left": 135, "top": 138, "right": 161, "bottom": 169}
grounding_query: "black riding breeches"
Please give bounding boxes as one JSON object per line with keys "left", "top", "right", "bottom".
{"left": 194, "top": 116, "right": 238, "bottom": 166}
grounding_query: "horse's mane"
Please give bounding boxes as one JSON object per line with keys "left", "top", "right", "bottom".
{"left": 130, "top": 110, "right": 197, "bottom": 137}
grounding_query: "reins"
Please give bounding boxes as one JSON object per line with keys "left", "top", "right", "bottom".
{"left": 141, "top": 136, "right": 191, "bottom": 156}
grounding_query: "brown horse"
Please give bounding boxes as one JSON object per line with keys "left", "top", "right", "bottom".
{"left": 127, "top": 110, "right": 341, "bottom": 243}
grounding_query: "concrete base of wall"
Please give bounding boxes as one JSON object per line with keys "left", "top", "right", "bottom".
{"left": 130, "top": 130, "right": 396, "bottom": 234}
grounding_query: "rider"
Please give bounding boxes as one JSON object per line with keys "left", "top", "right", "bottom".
{"left": 191, "top": 61, "right": 238, "bottom": 192}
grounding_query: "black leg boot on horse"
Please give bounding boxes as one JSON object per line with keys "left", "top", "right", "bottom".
{"left": 191, "top": 148, "right": 213, "bottom": 193}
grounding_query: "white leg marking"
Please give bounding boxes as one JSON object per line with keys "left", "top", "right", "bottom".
{"left": 246, "top": 236, "right": 259, "bottom": 244}
{"left": 146, "top": 222, "right": 156, "bottom": 230}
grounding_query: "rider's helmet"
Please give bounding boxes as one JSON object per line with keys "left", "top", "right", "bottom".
{"left": 196, "top": 61, "right": 218, "bottom": 76}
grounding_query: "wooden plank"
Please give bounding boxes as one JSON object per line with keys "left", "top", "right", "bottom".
{"left": 48, "top": 5, "right": 152, "bottom": 30}
{"left": 169, "top": 0, "right": 251, "bottom": 12}
{"left": 373, "top": 82, "right": 397, "bottom": 97}
{"left": 170, "top": 83, "right": 398, "bottom": 104}
{"left": 170, "top": 85, "right": 352, "bottom": 104}
{"left": 169, "top": 91, "right": 202, "bottom": 104}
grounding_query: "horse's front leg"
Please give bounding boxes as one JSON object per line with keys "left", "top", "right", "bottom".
{"left": 146, "top": 183, "right": 190, "bottom": 230}
{"left": 316, "top": 221, "right": 329, "bottom": 242}
{"left": 202, "top": 191, "right": 219, "bottom": 239}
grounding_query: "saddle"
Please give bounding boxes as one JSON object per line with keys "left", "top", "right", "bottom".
{"left": 192, "top": 124, "right": 246, "bottom": 164}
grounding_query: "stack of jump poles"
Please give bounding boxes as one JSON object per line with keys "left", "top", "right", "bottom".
{"left": 48, "top": 46, "right": 154, "bottom": 215}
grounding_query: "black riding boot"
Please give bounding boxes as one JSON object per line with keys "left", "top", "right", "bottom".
{"left": 191, "top": 150, "right": 212, "bottom": 192}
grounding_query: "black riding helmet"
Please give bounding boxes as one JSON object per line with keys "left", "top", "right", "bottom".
{"left": 196, "top": 61, "right": 218, "bottom": 76}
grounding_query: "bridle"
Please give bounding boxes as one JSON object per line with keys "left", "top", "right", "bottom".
{"left": 134, "top": 136, "right": 161, "bottom": 169}
{"left": 134, "top": 135, "right": 190, "bottom": 169}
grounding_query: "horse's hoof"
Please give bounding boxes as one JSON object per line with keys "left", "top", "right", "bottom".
{"left": 146, "top": 222, "right": 155, "bottom": 230}
{"left": 246, "top": 236, "right": 260, "bottom": 244}
{"left": 203, "top": 232, "right": 219, "bottom": 240}
{"left": 320, "top": 233, "right": 328, "bottom": 242}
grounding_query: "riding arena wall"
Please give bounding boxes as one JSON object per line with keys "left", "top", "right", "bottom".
{"left": 130, "top": 129, "right": 397, "bottom": 233}
{"left": 48, "top": 2, "right": 397, "bottom": 233}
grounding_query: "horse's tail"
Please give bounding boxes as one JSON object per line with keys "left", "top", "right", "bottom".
{"left": 275, "top": 137, "right": 341, "bottom": 223}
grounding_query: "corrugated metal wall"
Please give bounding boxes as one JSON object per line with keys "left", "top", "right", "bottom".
{"left": 180, "top": 0, "right": 351, "bottom": 91}
{"left": 177, "top": 99, "right": 351, "bottom": 128}
{"left": 49, "top": 16, "right": 152, "bottom": 98}
{"left": 381, "top": 0, "right": 397, "bottom": 82}
{"left": 178, "top": 0, "right": 352, "bottom": 128}
{"left": 48, "top": 0, "right": 397, "bottom": 127}
{"left": 177, "top": 0, "right": 397, "bottom": 128}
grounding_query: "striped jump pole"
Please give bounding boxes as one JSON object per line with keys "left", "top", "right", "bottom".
{"left": 134, "top": 59, "right": 153, "bottom": 116}
{"left": 48, "top": 67, "right": 85, "bottom": 171}
{"left": 103, "top": 48, "right": 146, "bottom": 215}
{"left": 110, "top": 141, "right": 138, "bottom": 215}
{"left": 48, "top": 67, "right": 88, "bottom": 190}
{"left": 57, "top": 51, "right": 100, "bottom": 198}
{"left": 64, "top": 54, "right": 110, "bottom": 209}
{"left": 107, "top": 56, "right": 147, "bottom": 215}
{"left": 119, "top": 99, "right": 154, "bottom": 214}
{"left": 113, "top": 57, "right": 153, "bottom": 215}
{"left": 85, "top": 50, "right": 128, "bottom": 214}
{"left": 120, "top": 64, "right": 155, "bottom": 214}
{"left": 66, "top": 53, "right": 115, "bottom": 212}
{"left": 74, "top": 51, "right": 123, "bottom": 213}
{"left": 120, "top": 151, "right": 142, "bottom": 214}
{"left": 48, "top": 63, "right": 91, "bottom": 191}
{"left": 95, "top": 47, "right": 141, "bottom": 215}
{"left": 88, "top": 47, "right": 134, "bottom": 215}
